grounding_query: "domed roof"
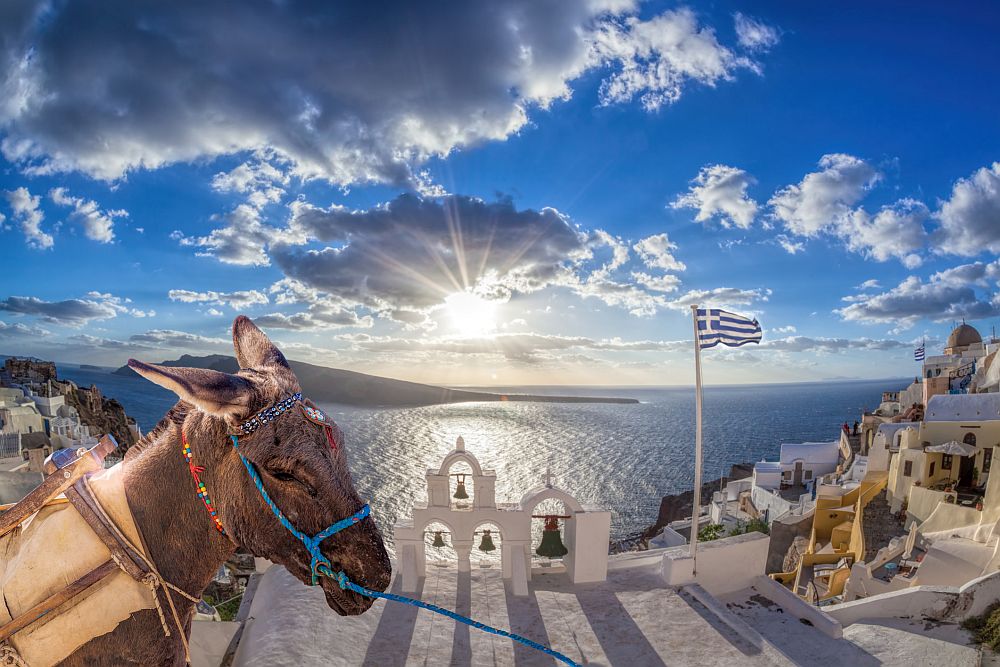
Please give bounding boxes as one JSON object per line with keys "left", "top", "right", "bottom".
{"left": 946, "top": 323, "right": 982, "bottom": 351}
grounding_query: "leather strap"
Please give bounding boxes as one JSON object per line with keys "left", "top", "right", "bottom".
{"left": 0, "top": 561, "right": 119, "bottom": 643}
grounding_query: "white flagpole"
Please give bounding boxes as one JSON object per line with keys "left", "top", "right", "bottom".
{"left": 689, "top": 304, "right": 704, "bottom": 575}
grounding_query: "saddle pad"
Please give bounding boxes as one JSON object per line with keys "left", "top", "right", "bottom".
{"left": 0, "top": 463, "right": 156, "bottom": 666}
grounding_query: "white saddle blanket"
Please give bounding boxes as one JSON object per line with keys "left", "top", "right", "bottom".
{"left": 0, "top": 464, "right": 155, "bottom": 666}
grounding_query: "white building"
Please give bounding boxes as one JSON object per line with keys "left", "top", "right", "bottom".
{"left": 753, "top": 440, "right": 841, "bottom": 490}
{"left": 0, "top": 388, "right": 44, "bottom": 436}
{"left": 393, "top": 436, "right": 611, "bottom": 596}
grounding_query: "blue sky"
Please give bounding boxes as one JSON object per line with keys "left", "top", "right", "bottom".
{"left": 2, "top": 1, "right": 1000, "bottom": 385}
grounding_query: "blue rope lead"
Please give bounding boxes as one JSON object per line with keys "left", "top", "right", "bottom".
{"left": 323, "top": 567, "right": 581, "bottom": 667}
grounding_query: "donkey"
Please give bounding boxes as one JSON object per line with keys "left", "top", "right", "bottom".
{"left": 61, "top": 316, "right": 391, "bottom": 666}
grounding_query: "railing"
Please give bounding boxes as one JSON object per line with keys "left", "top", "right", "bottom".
{"left": 0, "top": 432, "right": 20, "bottom": 458}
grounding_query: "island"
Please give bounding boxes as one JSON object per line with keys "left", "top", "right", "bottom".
{"left": 113, "top": 354, "right": 639, "bottom": 407}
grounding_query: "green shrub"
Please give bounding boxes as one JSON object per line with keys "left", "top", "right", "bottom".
{"left": 729, "top": 517, "right": 770, "bottom": 537}
{"left": 962, "top": 602, "right": 1000, "bottom": 649}
{"left": 698, "top": 523, "right": 726, "bottom": 542}
{"left": 203, "top": 593, "right": 242, "bottom": 622}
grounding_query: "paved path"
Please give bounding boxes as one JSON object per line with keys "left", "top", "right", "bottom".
{"left": 234, "top": 562, "right": 789, "bottom": 666}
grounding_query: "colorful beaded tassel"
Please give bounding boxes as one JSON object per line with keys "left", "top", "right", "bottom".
{"left": 182, "top": 431, "right": 226, "bottom": 535}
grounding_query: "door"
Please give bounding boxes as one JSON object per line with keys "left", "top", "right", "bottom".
{"left": 793, "top": 461, "right": 803, "bottom": 486}
{"left": 959, "top": 455, "right": 975, "bottom": 488}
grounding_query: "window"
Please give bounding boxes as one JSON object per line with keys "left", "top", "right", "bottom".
{"left": 942, "top": 454, "right": 953, "bottom": 470}
{"left": 985, "top": 448, "right": 993, "bottom": 474}
{"left": 929, "top": 462, "right": 935, "bottom": 477}
{"left": 904, "top": 461, "right": 913, "bottom": 477}
{"left": 805, "top": 470, "right": 813, "bottom": 480}
{"left": 964, "top": 432, "right": 977, "bottom": 447}
{"left": 782, "top": 471, "right": 791, "bottom": 480}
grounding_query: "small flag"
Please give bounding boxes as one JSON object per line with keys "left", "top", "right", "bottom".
{"left": 696, "top": 308, "right": 762, "bottom": 349}
{"left": 914, "top": 342, "right": 925, "bottom": 361}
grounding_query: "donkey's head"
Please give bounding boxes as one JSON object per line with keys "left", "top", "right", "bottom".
{"left": 128, "top": 315, "right": 390, "bottom": 615}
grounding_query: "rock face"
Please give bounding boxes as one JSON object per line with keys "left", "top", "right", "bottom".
{"left": 782, "top": 535, "right": 810, "bottom": 573}
{"left": 641, "top": 463, "right": 754, "bottom": 542}
{"left": 766, "top": 510, "right": 813, "bottom": 574}
{"left": 62, "top": 382, "right": 137, "bottom": 451}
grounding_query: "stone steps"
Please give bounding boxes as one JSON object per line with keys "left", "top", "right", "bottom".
{"left": 861, "top": 490, "right": 906, "bottom": 562}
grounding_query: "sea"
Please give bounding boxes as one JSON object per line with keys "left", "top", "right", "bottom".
{"left": 56, "top": 365, "right": 907, "bottom": 553}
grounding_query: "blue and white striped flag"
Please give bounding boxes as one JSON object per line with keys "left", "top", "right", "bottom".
{"left": 914, "top": 342, "right": 925, "bottom": 361}
{"left": 696, "top": 308, "right": 762, "bottom": 349}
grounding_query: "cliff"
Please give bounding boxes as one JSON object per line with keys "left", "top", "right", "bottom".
{"left": 3, "top": 357, "right": 137, "bottom": 451}
{"left": 113, "top": 354, "right": 639, "bottom": 407}
{"left": 61, "top": 382, "right": 137, "bottom": 450}
{"left": 641, "top": 463, "right": 754, "bottom": 541}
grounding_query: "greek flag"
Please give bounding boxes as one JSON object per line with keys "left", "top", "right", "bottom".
{"left": 696, "top": 308, "right": 762, "bottom": 349}
{"left": 914, "top": 342, "right": 925, "bottom": 361}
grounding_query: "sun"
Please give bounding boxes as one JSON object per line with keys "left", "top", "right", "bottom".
{"left": 444, "top": 291, "right": 498, "bottom": 337}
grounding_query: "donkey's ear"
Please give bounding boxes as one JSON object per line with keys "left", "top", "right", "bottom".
{"left": 232, "top": 315, "right": 290, "bottom": 370}
{"left": 127, "top": 359, "right": 252, "bottom": 418}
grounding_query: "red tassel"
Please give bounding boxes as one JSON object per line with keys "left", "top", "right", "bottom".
{"left": 325, "top": 426, "right": 338, "bottom": 450}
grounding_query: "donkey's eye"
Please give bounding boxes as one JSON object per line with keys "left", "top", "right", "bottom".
{"left": 267, "top": 469, "right": 317, "bottom": 497}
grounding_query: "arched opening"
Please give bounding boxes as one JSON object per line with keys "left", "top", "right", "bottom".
{"left": 423, "top": 519, "right": 458, "bottom": 567}
{"left": 446, "top": 460, "right": 475, "bottom": 510}
{"left": 471, "top": 521, "right": 503, "bottom": 569}
{"left": 964, "top": 432, "right": 977, "bottom": 447}
{"left": 529, "top": 497, "right": 572, "bottom": 565}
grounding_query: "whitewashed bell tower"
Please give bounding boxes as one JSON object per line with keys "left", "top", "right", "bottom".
{"left": 393, "top": 436, "right": 611, "bottom": 596}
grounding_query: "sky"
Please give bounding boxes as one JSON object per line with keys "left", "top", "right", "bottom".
{"left": 2, "top": 1, "right": 1000, "bottom": 386}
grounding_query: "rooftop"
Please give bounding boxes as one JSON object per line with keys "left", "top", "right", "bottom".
{"left": 925, "top": 393, "right": 1000, "bottom": 422}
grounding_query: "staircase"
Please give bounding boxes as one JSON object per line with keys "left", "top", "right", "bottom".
{"left": 861, "top": 490, "right": 905, "bottom": 562}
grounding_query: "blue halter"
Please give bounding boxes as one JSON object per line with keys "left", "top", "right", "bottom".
{"left": 223, "top": 396, "right": 579, "bottom": 667}
{"left": 230, "top": 395, "right": 370, "bottom": 585}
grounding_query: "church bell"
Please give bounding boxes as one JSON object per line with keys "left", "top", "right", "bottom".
{"left": 432, "top": 530, "right": 446, "bottom": 548}
{"left": 478, "top": 529, "right": 496, "bottom": 552}
{"left": 535, "top": 516, "right": 568, "bottom": 558}
{"left": 453, "top": 473, "right": 469, "bottom": 500}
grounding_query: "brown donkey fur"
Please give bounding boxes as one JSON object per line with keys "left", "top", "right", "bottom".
{"left": 57, "top": 316, "right": 391, "bottom": 666}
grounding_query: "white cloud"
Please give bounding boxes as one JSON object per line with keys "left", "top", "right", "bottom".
{"left": 666, "top": 287, "right": 770, "bottom": 310}
{"left": 0, "top": 2, "right": 774, "bottom": 185}
{"left": 3, "top": 186, "right": 52, "bottom": 248}
{"left": 168, "top": 289, "right": 269, "bottom": 310}
{"left": 339, "top": 331, "right": 690, "bottom": 363}
{"left": 769, "top": 154, "right": 880, "bottom": 237}
{"left": 49, "top": 187, "right": 125, "bottom": 243}
{"left": 631, "top": 272, "right": 681, "bottom": 293}
{"left": 775, "top": 234, "right": 805, "bottom": 254}
{"left": 211, "top": 153, "right": 290, "bottom": 209}
{"left": 772, "top": 325, "right": 797, "bottom": 334}
{"left": 172, "top": 204, "right": 275, "bottom": 266}
{"left": 734, "top": 13, "right": 780, "bottom": 51}
{"left": 592, "top": 8, "right": 772, "bottom": 112}
{"left": 671, "top": 164, "right": 757, "bottom": 229}
{"left": 856, "top": 279, "right": 881, "bottom": 290}
{"left": 837, "top": 266, "right": 1000, "bottom": 330}
{"left": 0, "top": 292, "right": 149, "bottom": 325}
{"left": 0, "top": 320, "right": 51, "bottom": 338}
{"left": 633, "top": 233, "right": 686, "bottom": 271}
{"left": 840, "top": 199, "right": 928, "bottom": 268}
{"left": 762, "top": 336, "right": 908, "bottom": 353}
{"left": 935, "top": 162, "right": 1000, "bottom": 256}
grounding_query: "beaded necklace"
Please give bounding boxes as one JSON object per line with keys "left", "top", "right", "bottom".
{"left": 181, "top": 430, "right": 226, "bottom": 535}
